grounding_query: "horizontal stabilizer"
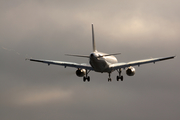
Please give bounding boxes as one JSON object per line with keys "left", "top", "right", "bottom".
{"left": 98, "top": 53, "right": 121, "bottom": 58}
{"left": 65, "top": 54, "right": 89, "bottom": 58}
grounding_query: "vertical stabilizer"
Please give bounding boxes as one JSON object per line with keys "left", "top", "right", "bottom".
{"left": 92, "top": 24, "right": 96, "bottom": 52}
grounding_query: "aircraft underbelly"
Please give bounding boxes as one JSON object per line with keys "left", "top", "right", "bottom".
{"left": 89, "top": 52, "right": 118, "bottom": 72}
{"left": 90, "top": 60, "right": 110, "bottom": 72}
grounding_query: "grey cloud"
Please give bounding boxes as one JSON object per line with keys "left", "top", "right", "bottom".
{"left": 0, "top": 0, "right": 179, "bottom": 120}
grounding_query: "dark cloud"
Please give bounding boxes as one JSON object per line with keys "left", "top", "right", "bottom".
{"left": 0, "top": 0, "right": 179, "bottom": 120}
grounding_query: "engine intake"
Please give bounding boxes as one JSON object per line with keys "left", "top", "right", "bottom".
{"left": 126, "top": 67, "right": 135, "bottom": 76}
{"left": 76, "top": 69, "right": 86, "bottom": 77}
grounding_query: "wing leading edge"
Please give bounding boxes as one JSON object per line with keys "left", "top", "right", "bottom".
{"left": 110, "top": 56, "right": 175, "bottom": 70}
{"left": 27, "top": 58, "right": 94, "bottom": 70}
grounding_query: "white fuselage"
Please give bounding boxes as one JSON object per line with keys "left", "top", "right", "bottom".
{"left": 89, "top": 51, "right": 118, "bottom": 73}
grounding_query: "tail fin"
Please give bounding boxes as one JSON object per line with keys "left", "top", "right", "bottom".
{"left": 92, "top": 24, "right": 97, "bottom": 52}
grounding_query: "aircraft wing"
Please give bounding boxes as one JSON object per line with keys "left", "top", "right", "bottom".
{"left": 27, "top": 58, "right": 94, "bottom": 70}
{"left": 110, "top": 56, "right": 175, "bottom": 70}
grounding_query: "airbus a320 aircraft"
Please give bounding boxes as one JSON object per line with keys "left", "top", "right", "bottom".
{"left": 27, "top": 24, "right": 175, "bottom": 82}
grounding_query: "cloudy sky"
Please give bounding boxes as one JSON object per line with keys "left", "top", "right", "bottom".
{"left": 0, "top": 0, "right": 179, "bottom": 120}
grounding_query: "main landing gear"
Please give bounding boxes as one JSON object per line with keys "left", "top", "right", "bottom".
{"left": 108, "top": 69, "right": 123, "bottom": 82}
{"left": 116, "top": 76, "right": 123, "bottom": 81}
{"left": 83, "top": 76, "right": 90, "bottom": 82}
{"left": 116, "top": 69, "right": 123, "bottom": 81}
{"left": 83, "top": 69, "right": 124, "bottom": 82}
{"left": 83, "top": 69, "right": 90, "bottom": 82}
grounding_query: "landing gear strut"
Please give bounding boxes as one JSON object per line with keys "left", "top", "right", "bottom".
{"left": 83, "top": 69, "right": 90, "bottom": 82}
{"left": 108, "top": 72, "right": 112, "bottom": 82}
{"left": 116, "top": 69, "right": 123, "bottom": 81}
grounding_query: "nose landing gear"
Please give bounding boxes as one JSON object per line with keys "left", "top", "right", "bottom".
{"left": 108, "top": 72, "right": 112, "bottom": 82}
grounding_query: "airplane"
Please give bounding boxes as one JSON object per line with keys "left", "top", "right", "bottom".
{"left": 27, "top": 24, "right": 175, "bottom": 82}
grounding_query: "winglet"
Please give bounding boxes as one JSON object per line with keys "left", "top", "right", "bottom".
{"left": 25, "top": 58, "right": 30, "bottom": 61}
{"left": 92, "top": 24, "right": 96, "bottom": 52}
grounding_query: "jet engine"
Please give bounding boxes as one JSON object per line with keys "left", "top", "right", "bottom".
{"left": 126, "top": 67, "right": 135, "bottom": 76}
{"left": 76, "top": 69, "right": 86, "bottom": 77}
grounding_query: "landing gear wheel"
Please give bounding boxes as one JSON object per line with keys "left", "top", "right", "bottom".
{"left": 120, "top": 76, "right": 123, "bottom": 81}
{"left": 116, "top": 76, "right": 120, "bottom": 81}
{"left": 83, "top": 76, "right": 90, "bottom": 82}
{"left": 116, "top": 76, "right": 123, "bottom": 81}
{"left": 83, "top": 77, "right": 86, "bottom": 82}
{"left": 87, "top": 76, "right": 90, "bottom": 82}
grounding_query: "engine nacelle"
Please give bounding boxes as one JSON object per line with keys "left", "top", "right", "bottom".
{"left": 126, "top": 67, "right": 135, "bottom": 76}
{"left": 76, "top": 69, "right": 86, "bottom": 77}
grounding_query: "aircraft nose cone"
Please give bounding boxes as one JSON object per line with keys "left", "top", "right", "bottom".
{"left": 90, "top": 53, "right": 98, "bottom": 58}
{"left": 90, "top": 53, "right": 94, "bottom": 57}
